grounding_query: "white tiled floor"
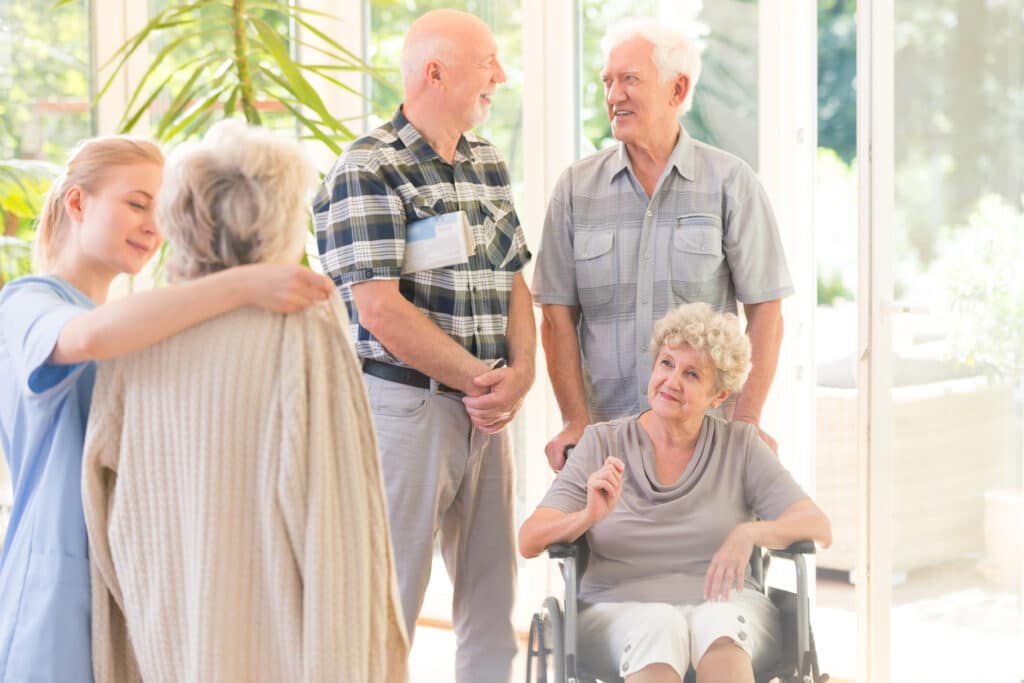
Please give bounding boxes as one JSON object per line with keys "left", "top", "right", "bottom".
{"left": 408, "top": 626, "right": 528, "bottom": 683}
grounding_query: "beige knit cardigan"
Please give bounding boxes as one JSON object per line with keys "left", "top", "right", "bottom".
{"left": 82, "top": 297, "right": 408, "bottom": 682}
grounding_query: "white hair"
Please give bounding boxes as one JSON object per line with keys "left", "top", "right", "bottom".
{"left": 601, "top": 19, "right": 703, "bottom": 113}
{"left": 400, "top": 33, "right": 457, "bottom": 88}
{"left": 159, "top": 119, "right": 316, "bottom": 280}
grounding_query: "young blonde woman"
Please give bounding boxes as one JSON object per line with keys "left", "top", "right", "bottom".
{"left": 0, "top": 135, "right": 332, "bottom": 682}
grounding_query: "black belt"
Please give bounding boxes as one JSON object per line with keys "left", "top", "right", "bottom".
{"left": 362, "top": 359, "right": 462, "bottom": 395}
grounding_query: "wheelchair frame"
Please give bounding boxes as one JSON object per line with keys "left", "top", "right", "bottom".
{"left": 526, "top": 539, "right": 828, "bottom": 683}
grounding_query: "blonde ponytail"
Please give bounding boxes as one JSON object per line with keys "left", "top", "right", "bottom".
{"left": 33, "top": 136, "right": 164, "bottom": 272}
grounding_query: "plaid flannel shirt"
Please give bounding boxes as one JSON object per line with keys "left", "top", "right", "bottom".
{"left": 313, "top": 108, "right": 531, "bottom": 365}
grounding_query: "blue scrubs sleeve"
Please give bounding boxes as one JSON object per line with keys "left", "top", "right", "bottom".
{"left": 0, "top": 279, "right": 90, "bottom": 397}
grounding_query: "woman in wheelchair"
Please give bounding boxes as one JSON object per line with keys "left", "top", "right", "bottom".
{"left": 519, "top": 302, "right": 831, "bottom": 683}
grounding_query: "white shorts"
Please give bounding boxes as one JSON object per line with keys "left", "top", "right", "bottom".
{"left": 577, "top": 590, "right": 781, "bottom": 681}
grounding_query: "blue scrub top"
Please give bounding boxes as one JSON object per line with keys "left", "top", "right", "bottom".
{"left": 0, "top": 275, "right": 96, "bottom": 683}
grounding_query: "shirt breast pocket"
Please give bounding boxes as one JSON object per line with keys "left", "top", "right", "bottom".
{"left": 671, "top": 214, "right": 724, "bottom": 293}
{"left": 574, "top": 230, "right": 616, "bottom": 308}
{"left": 480, "top": 198, "right": 518, "bottom": 269}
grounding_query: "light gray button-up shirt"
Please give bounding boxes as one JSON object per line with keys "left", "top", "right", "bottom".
{"left": 532, "top": 126, "right": 794, "bottom": 422}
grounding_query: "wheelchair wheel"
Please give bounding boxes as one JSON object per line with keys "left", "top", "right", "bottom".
{"left": 525, "top": 597, "right": 566, "bottom": 683}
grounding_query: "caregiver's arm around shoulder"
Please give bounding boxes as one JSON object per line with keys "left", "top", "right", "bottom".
{"left": 50, "top": 263, "right": 333, "bottom": 365}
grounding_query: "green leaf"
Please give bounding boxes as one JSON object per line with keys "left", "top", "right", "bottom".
{"left": 152, "top": 55, "right": 226, "bottom": 138}
{"left": 296, "top": 64, "right": 363, "bottom": 98}
{"left": 223, "top": 85, "right": 240, "bottom": 118}
{"left": 0, "top": 160, "right": 60, "bottom": 218}
{"left": 162, "top": 84, "right": 232, "bottom": 140}
{"left": 276, "top": 99, "right": 343, "bottom": 155}
{"left": 248, "top": 16, "right": 336, "bottom": 124}
{"left": 120, "top": 38, "right": 216, "bottom": 128}
{"left": 120, "top": 70, "right": 181, "bottom": 134}
{"left": 95, "top": 17, "right": 200, "bottom": 102}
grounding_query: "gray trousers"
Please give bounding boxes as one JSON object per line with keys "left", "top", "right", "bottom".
{"left": 364, "top": 373, "right": 518, "bottom": 683}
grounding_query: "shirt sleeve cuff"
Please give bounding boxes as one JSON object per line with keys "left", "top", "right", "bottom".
{"left": 735, "top": 284, "right": 795, "bottom": 305}
{"left": 335, "top": 266, "right": 402, "bottom": 287}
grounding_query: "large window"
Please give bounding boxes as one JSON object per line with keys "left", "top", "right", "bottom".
{"left": 0, "top": 1, "right": 91, "bottom": 162}
{"left": 887, "top": 1, "right": 1023, "bottom": 679}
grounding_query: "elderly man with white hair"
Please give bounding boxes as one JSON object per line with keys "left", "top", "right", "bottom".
{"left": 533, "top": 20, "right": 793, "bottom": 471}
{"left": 313, "top": 8, "right": 534, "bottom": 682}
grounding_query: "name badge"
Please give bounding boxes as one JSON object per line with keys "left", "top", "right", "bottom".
{"left": 402, "top": 211, "right": 475, "bottom": 274}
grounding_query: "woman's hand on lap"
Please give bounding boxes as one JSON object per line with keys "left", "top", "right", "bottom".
{"left": 704, "top": 523, "right": 755, "bottom": 602}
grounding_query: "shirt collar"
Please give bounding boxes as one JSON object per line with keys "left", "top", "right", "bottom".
{"left": 611, "top": 123, "right": 696, "bottom": 183}
{"left": 392, "top": 106, "right": 475, "bottom": 165}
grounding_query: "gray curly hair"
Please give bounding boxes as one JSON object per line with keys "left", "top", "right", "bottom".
{"left": 158, "top": 119, "right": 316, "bottom": 280}
{"left": 650, "top": 302, "right": 752, "bottom": 393}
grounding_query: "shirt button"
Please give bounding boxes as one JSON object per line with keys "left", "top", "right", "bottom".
{"left": 645, "top": 210, "right": 653, "bottom": 217}
{"left": 641, "top": 344, "right": 648, "bottom": 352}
{"left": 641, "top": 297, "right": 648, "bottom": 304}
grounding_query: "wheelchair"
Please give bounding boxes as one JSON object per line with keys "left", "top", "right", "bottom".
{"left": 525, "top": 537, "right": 828, "bottom": 683}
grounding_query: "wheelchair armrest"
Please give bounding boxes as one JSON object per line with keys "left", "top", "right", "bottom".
{"left": 768, "top": 540, "right": 817, "bottom": 558}
{"left": 547, "top": 542, "right": 579, "bottom": 559}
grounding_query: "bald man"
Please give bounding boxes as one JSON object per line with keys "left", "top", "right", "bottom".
{"left": 313, "top": 9, "right": 533, "bottom": 681}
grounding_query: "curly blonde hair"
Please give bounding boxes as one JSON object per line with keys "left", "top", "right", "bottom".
{"left": 650, "top": 302, "right": 752, "bottom": 393}
{"left": 158, "top": 120, "right": 316, "bottom": 280}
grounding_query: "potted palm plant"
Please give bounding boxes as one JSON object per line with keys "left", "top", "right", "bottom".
{"left": 71, "top": 0, "right": 377, "bottom": 150}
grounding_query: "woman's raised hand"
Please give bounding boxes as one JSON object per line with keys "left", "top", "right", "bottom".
{"left": 585, "top": 456, "right": 625, "bottom": 524}
{"left": 245, "top": 264, "right": 335, "bottom": 313}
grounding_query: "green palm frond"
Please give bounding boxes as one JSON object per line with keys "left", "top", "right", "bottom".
{"left": 98, "top": 0, "right": 376, "bottom": 149}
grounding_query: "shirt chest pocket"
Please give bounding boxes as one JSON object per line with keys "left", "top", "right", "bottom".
{"left": 480, "top": 198, "right": 518, "bottom": 269}
{"left": 671, "top": 214, "right": 724, "bottom": 290}
{"left": 574, "top": 230, "right": 616, "bottom": 307}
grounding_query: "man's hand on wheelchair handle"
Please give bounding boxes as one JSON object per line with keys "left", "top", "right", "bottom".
{"left": 584, "top": 456, "right": 624, "bottom": 524}
{"left": 545, "top": 420, "right": 588, "bottom": 471}
{"left": 704, "top": 522, "right": 756, "bottom": 603}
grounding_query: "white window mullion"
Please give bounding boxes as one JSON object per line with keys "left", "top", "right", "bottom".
{"left": 757, "top": 0, "right": 818, "bottom": 504}
{"left": 297, "top": 0, "right": 366, "bottom": 173}
{"left": 516, "top": 0, "right": 577, "bottom": 622}
{"left": 857, "top": 0, "right": 895, "bottom": 681}
{"left": 91, "top": 0, "right": 148, "bottom": 135}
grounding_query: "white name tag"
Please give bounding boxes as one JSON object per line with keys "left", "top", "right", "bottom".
{"left": 401, "top": 211, "right": 475, "bottom": 275}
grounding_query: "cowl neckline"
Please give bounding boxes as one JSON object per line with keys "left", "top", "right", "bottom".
{"left": 629, "top": 413, "right": 717, "bottom": 501}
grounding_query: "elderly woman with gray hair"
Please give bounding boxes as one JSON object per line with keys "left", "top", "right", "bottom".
{"left": 520, "top": 303, "right": 831, "bottom": 683}
{"left": 81, "top": 121, "right": 408, "bottom": 683}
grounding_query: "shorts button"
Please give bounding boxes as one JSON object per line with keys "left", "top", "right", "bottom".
{"left": 738, "top": 630, "right": 747, "bottom": 641}
{"left": 737, "top": 615, "right": 746, "bottom": 624}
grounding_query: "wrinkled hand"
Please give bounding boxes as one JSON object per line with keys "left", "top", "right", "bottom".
{"left": 462, "top": 364, "right": 532, "bottom": 434}
{"left": 585, "top": 457, "right": 624, "bottom": 524}
{"left": 545, "top": 422, "right": 587, "bottom": 472}
{"left": 248, "top": 264, "right": 334, "bottom": 313}
{"left": 704, "top": 523, "right": 755, "bottom": 602}
{"left": 735, "top": 417, "right": 778, "bottom": 455}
